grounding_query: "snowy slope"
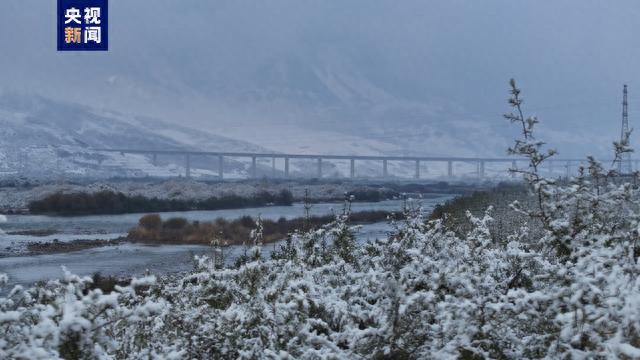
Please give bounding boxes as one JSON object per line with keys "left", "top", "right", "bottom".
{"left": 0, "top": 94, "right": 277, "bottom": 179}
{"left": 194, "top": 51, "right": 514, "bottom": 159}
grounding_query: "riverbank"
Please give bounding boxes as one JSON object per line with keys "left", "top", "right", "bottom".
{"left": 0, "top": 178, "right": 483, "bottom": 214}
{"left": 0, "top": 195, "right": 451, "bottom": 287}
{"left": 0, "top": 222, "right": 395, "bottom": 289}
{"left": 28, "top": 189, "right": 294, "bottom": 216}
{"left": 4, "top": 198, "right": 431, "bottom": 256}
{"left": 26, "top": 237, "right": 125, "bottom": 255}
{"left": 16, "top": 210, "right": 395, "bottom": 255}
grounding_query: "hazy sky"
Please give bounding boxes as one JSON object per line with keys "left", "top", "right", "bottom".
{"left": 1, "top": 1, "right": 640, "bottom": 157}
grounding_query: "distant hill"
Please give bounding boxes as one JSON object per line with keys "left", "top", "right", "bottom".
{"left": 0, "top": 94, "right": 274, "bottom": 179}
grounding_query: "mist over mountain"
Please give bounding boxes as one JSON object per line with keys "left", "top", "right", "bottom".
{"left": 0, "top": 93, "right": 273, "bottom": 178}
{"left": 1, "top": 0, "right": 639, "bottom": 160}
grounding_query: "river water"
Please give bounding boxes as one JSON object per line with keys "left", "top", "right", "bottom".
{"left": 0, "top": 195, "right": 453, "bottom": 288}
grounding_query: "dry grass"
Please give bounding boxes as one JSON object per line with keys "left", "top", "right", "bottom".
{"left": 128, "top": 211, "right": 396, "bottom": 246}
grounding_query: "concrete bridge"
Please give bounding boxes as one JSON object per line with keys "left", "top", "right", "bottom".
{"left": 95, "top": 148, "right": 631, "bottom": 180}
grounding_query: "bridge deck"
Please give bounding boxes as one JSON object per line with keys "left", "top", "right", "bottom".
{"left": 93, "top": 148, "right": 632, "bottom": 179}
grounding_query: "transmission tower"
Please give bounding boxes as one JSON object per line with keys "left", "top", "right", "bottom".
{"left": 618, "top": 84, "right": 631, "bottom": 173}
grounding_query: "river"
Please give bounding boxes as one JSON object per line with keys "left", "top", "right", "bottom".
{"left": 0, "top": 195, "right": 453, "bottom": 288}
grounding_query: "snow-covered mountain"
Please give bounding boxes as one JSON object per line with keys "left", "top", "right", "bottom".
{"left": 0, "top": 91, "right": 509, "bottom": 181}
{"left": 0, "top": 94, "right": 276, "bottom": 179}
{"left": 163, "top": 50, "right": 517, "bottom": 159}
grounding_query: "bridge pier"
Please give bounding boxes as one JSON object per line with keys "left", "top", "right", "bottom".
{"left": 511, "top": 160, "right": 516, "bottom": 178}
{"left": 272, "top": 157, "right": 276, "bottom": 177}
{"left": 415, "top": 160, "right": 420, "bottom": 179}
{"left": 383, "top": 159, "right": 388, "bottom": 178}
{"left": 284, "top": 157, "right": 290, "bottom": 178}
{"left": 447, "top": 161, "right": 453, "bottom": 177}
{"left": 478, "top": 160, "right": 485, "bottom": 178}
{"left": 350, "top": 159, "right": 355, "bottom": 178}
{"left": 185, "top": 154, "right": 191, "bottom": 178}
{"left": 317, "top": 158, "right": 322, "bottom": 178}
{"left": 152, "top": 153, "right": 157, "bottom": 166}
{"left": 218, "top": 155, "right": 224, "bottom": 179}
{"left": 251, "top": 156, "right": 257, "bottom": 178}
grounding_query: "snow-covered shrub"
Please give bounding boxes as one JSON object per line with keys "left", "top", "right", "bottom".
{"left": 500, "top": 79, "right": 640, "bottom": 357}
{"left": 0, "top": 269, "right": 167, "bottom": 359}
